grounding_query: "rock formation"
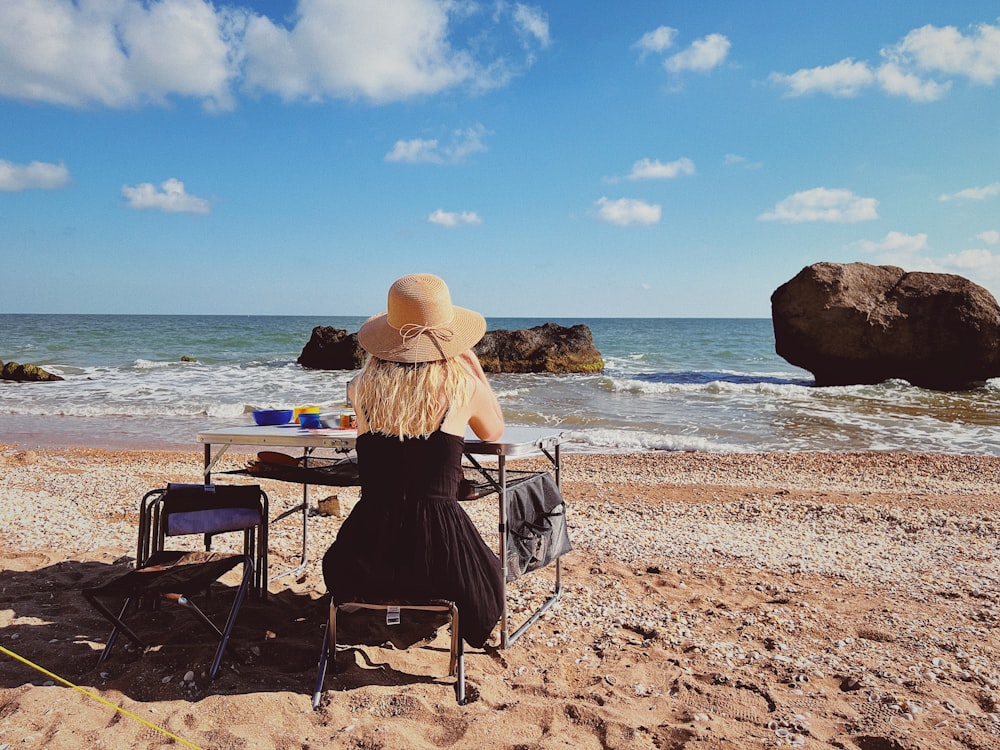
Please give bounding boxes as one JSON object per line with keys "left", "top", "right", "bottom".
{"left": 771, "top": 262, "right": 1000, "bottom": 389}
{"left": 474, "top": 322, "right": 604, "bottom": 374}
{"left": 1, "top": 361, "right": 64, "bottom": 382}
{"left": 297, "top": 322, "right": 604, "bottom": 374}
{"left": 297, "top": 327, "right": 365, "bottom": 370}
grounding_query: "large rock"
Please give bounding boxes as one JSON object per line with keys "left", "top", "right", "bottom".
{"left": 474, "top": 323, "right": 604, "bottom": 374}
{"left": 1, "top": 361, "right": 64, "bottom": 382}
{"left": 298, "top": 322, "right": 604, "bottom": 374}
{"left": 297, "top": 327, "right": 364, "bottom": 370}
{"left": 771, "top": 262, "right": 1000, "bottom": 389}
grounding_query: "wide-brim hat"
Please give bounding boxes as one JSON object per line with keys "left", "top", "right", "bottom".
{"left": 357, "top": 274, "right": 487, "bottom": 363}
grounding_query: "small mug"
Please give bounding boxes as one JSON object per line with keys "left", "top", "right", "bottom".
{"left": 299, "top": 412, "right": 322, "bottom": 429}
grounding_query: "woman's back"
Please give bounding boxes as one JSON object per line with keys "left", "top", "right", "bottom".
{"left": 355, "top": 428, "right": 464, "bottom": 505}
{"left": 323, "top": 429, "right": 504, "bottom": 647}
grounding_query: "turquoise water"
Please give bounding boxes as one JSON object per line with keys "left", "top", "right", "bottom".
{"left": 2, "top": 314, "right": 999, "bottom": 454}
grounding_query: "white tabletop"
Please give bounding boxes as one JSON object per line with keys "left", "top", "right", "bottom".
{"left": 197, "top": 423, "right": 562, "bottom": 456}
{"left": 197, "top": 424, "right": 357, "bottom": 449}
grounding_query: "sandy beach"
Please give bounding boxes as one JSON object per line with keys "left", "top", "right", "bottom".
{"left": 2, "top": 444, "right": 999, "bottom": 749}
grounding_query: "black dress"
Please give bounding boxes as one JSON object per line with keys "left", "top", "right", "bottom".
{"left": 322, "top": 429, "right": 504, "bottom": 648}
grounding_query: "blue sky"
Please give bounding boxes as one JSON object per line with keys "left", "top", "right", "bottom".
{"left": 2, "top": 1, "right": 999, "bottom": 318}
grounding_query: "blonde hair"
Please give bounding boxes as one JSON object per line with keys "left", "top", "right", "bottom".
{"left": 352, "top": 356, "right": 475, "bottom": 438}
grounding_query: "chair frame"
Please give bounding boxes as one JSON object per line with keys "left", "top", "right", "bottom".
{"left": 139, "top": 483, "right": 269, "bottom": 597}
{"left": 313, "top": 598, "right": 465, "bottom": 708}
{"left": 83, "top": 483, "right": 268, "bottom": 680}
{"left": 84, "top": 551, "right": 253, "bottom": 679}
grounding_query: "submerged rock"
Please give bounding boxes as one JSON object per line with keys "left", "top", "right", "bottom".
{"left": 1, "top": 361, "right": 64, "bottom": 382}
{"left": 771, "top": 262, "right": 1000, "bottom": 390}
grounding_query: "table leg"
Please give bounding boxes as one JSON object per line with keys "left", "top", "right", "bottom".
{"left": 498, "top": 446, "right": 564, "bottom": 649}
{"left": 267, "top": 448, "right": 310, "bottom": 582}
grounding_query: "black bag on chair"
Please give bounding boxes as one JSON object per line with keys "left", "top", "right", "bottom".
{"left": 505, "top": 472, "right": 571, "bottom": 581}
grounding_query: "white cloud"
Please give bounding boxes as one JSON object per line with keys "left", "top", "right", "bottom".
{"left": 0, "top": 0, "right": 550, "bottom": 109}
{"left": 512, "top": 4, "right": 550, "bottom": 49}
{"left": 427, "top": 209, "right": 481, "bottom": 227}
{"left": 889, "top": 21, "right": 1000, "bottom": 85}
{"left": 121, "top": 178, "right": 211, "bottom": 214}
{"left": 759, "top": 187, "right": 879, "bottom": 223}
{"left": 875, "top": 62, "right": 950, "bottom": 102}
{"left": 241, "top": 0, "right": 549, "bottom": 102}
{"left": 664, "top": 33, "right": 730, "bottom": 74}
{"left": 770, "top": 19, "right": 1000, "bottom": 102}
{"left": 0, "top": 159, "right": 70, "bottom": 191}
{"left": 770, "top": 58, "right": 874, "bottom": 98}
{"left": 939, "top": 183, "right": 1000, "bottom": 202}
{"left": 385, "top": 124, "right": 489, "bottom": 164}
{"left": 633, "top": 26, "right": 677, "bottom": 57}
{"left": 0, "top": 0, "right": 238, "bottom": 110}
{"left": 724, "top": 153, "right": 763, "bottom": 169}
{"left": 241, "top": 0, "right": 474, "bottom": 103}
{"left": 595, "top": 197, "right": 661, "bottom": 226}
{"left": 860, "top": 231, "right": 928, "bottom": 254}
{"left": 625, "top": 157, "right": 695, "bottom": 181}
{"left": 940, "top": 248, "right": 996, "bottom": 271}
{"left": 977, "top": 230, "right": 1000, "bottom": 245}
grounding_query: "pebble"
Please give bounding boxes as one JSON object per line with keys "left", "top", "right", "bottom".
{"left": 3, "top": 446, "right": 1000, "bottom": 723}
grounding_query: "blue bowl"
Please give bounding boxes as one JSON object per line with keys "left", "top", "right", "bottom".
{"left": 252, "top": 409, "right": 293, "bottom": 426}
{"left": 298, "top": 412, "right": 322, "bottom": 429}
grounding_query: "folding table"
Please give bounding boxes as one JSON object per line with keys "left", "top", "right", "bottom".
{"left": 196, "top": 423, "right": 565, "bottom": 646}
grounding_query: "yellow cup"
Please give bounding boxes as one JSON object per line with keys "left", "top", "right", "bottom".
{"left": 292, "top": 405, "right": 321, "bottom": 423}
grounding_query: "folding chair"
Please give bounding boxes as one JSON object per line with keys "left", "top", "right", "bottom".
{"left": 313, "top": 598, "right": 465, "bottom": 707}
{"left": 139, "top": 483, "right": 269, "bottom": 597}
{"left": 83, "top": 483, "right": 268, "bottom": 680}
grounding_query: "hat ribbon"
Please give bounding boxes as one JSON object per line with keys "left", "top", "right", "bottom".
{"left": 388, "top": 321, "right": 455, "bottom": 357}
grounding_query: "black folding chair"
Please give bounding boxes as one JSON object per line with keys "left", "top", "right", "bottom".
{"left": 313, "top": 598, "right": 465, "bottom": 707}
{"left": 83, "top": 483, "right": 268, "bottom": 679}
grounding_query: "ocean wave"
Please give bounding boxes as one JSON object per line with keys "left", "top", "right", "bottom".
{"left": 600, "top": 375, "right": 812, "bottom": 395}
{"left": 133, "top": 358, "right": 189, "bottom": 370}
{"left": 562, "top": 428, "right": 745, "bottom": 454}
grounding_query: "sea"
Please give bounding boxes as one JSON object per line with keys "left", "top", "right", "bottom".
{"left": 2, "top": 313, "right": 1000, "bottom": 455}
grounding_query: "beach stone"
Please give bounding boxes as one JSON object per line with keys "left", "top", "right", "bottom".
{"left": 297, "top": 326, "right": 364, "bottom": 370}
{"left": 770, "top": 262, "right": 1000, "bottom": 390}
{"left": 474, "top": 322, "right": 604, "bottom": 374}
{"left": 1, "top": 361, "right": 64, "bottom": 382}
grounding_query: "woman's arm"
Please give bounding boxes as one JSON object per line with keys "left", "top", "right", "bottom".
{"left": 460, "top": 351, "right": 504, "bottom": 441}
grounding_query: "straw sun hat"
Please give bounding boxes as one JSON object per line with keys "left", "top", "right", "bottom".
{"left": 357, "top": 274, "right": 487, "bottom": 363}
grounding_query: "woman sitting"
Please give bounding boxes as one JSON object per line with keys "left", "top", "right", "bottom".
{"left": 322, "top": 273, "right": 505, "bottom": 648}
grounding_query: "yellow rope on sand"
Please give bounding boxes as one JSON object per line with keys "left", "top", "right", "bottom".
{"left": 0, "top": 644, "right": 205, "bottom": 750}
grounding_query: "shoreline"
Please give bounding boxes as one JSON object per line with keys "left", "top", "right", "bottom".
{"left": 2, "top": 445, "right": 998, "bottom": 749}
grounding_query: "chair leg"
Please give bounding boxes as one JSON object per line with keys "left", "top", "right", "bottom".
{"left": 99, "top": 600, "right": 132, "bottom": 664}
{"left": 145, "top": 556, "right": 253, "bottom": 680}
{"left": 312, "top": 623, "right": 330, "bottom": 710}
{"left": 312, "top": 599, "right": 336, "bottom": 710}
{"left": 83, "top": 593, "right": 146, "bottom": 664}
{"left": 455, "top": 636, "right": 466, "bottom": 705}
{"left": 207, "top": 555, "right": 253, "bottom": 680}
